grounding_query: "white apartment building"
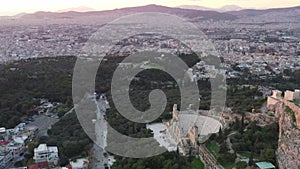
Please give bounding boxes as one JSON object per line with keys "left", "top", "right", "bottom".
{"left": 33, "top": 144, "right": 59, "bottom": 166}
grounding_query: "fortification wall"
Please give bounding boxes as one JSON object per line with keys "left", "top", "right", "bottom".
{"left": 284, "top": 91, "right": 295, "bottom": 101}
{"left": 282, "top": 99, "right": 300, "bottom": 127}
{"left": 274, "top": 102, "right": 300, "bottom": 169}
{"left": 268, "top": 90, "right": 300, "bottom": 128}
{"left": 267, "top": 96, "right": 281, "bottom": 108}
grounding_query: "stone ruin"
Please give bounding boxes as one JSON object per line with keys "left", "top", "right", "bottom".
{"left": 267, "top": 89, "right": 300, "bottom": 128}
{"left": 165, "top": 104, "right": 222, "bottom": 155}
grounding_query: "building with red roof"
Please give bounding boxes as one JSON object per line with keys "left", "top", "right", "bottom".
{"left": 28, "top": 162, "right": 48, "bottom": 169}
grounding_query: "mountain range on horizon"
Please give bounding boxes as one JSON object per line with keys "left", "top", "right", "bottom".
{"left": 17, "top": 4, "right": 238, "bottom": 21}
{"left": 4, "top": 3, "right": 300, "bottom": 18}
{"left": 1, "top": 4, "right": 244, "bottom": 17}
{"left": 53, "top": 4, "right": 246, "bottom": 13}
{"left": 177, "top": 5, "right": 245, "bottom": 12}
{"left": 1, "top": 4, "right": 300, "bottom": 25}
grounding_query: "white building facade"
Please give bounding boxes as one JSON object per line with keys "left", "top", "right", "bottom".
{"left": 33, "top": 144, "right": 59, "bottom": 166}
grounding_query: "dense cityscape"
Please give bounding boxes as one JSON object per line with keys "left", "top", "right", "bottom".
{"left": 1, "top": 22, "right": 299, "bottom": 78}
{"left": 0, "top": 2, "right": 300, "bottom": 169}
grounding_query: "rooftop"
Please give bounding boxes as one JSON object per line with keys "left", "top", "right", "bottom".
{"left": 48, "top": 146, "right": 58, "bottom": 153}
{"left": 0, "top": 127, "right": 5, "bottom": 133}
{"left": 255, "top": 162, "right": 276, "bottom": 169}
{"left": 35, "top": 144, "right": 47, "bottom": 152}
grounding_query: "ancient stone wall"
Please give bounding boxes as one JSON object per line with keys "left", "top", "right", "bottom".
{"left": 188, "top": 125, "right": 198, "bottom": 146}
{"left": 284, "top": 90, "right": 296, "bottom": 101}
{"left": 294, "top": 90, "right": 300, "bottom": 100}
{"left": 281, "top": 100, "right": 300, "bottom": 128}
{"left": 267, "top": 96, "right": 281, "bottom": 108}
{"left": 274, "top": 102, "right": 300, "bottom": 169}
{"left": 267, "top": 90, "right": 300, "bottom": 128}
{"left": 198, "top": 145, "right": 223, "bottom": 169}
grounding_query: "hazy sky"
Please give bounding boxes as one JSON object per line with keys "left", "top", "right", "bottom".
{"left": 1, "top": 0, "right": 300, "bottom": 16}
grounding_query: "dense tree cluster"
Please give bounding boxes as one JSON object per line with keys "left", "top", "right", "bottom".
{"left": 41, "top": 112, "right": 92, "bottom": 166}
{"left": 0, "top": 57, "right": 75, "bottom": 128}
{"left": 207, "top": 120, "right": 278, "bottom": 168}
{"left": 0, "top": 55, "right": 293, "bottom": 168}
{"left": 231, "top": 121, "right": 279, "bottom": 164}
{"left": 112, "top": 151, "right": 202, "bottom": 169}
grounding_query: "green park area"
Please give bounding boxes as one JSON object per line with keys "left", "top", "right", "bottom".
{"left": 191, "top": 158, "right": 204, "bottom": 169}
{"left": 205, "top": 140, "right": 235, "bottom": 169}
{"left": 206, "top": 141, "right": 220, "bottom": 159}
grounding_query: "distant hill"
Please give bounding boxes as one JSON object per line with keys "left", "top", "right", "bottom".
{"left": 14, "top": 12, "right": 28, "bottom": 18}
{"left": 177, "top": 5, "right": 213, "bottom": 11}
{"left": 57, "top": 6, "right": 96, "bottom": 13}
{"left": 177, "top": 5, "right": 244, "bottom": 12}
{"left": 19, "top": 4, "right": 237, "bottom": 24}
{"left": 113, "top": 4, "right": 237, "bottom": 19}
{"left": 0, "top": 12, "right": 27, "bottom": 20}
{"left": 4, "top": 4, "right": 300, "bottom": 25}
{"left": 219, "top": 5, "right": 244, "bottom": 12}
{"left": 226, "top": 5, "right": 300, "bottom": 18}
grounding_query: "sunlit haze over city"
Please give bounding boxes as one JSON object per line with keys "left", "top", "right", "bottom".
{"left": 1, "top": 0, "right": 300, "bottom": 15}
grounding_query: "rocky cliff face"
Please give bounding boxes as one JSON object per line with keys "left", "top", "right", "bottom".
{"left": 274, "top": 102, "right": 300, "bottom": 169}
